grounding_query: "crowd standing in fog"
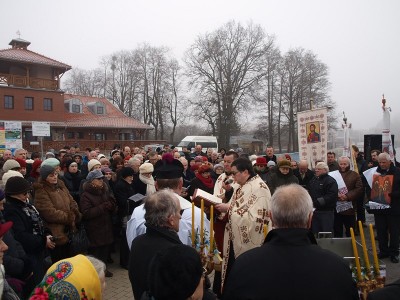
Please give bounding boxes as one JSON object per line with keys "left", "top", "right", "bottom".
{"left": 0, "top": 144, "right": 399, "bottom": 299}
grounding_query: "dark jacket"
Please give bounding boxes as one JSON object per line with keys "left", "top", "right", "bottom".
{"left": 80, "top": 181, "right": 116, "bottom": 247}
{"left": 129, "top": 225, "right": 182, "bottom": 300}
{"left": 266, "top": 169, "right": 299, "bottom": 195}
{"left": 114, "top": 178, "right": 137, "bottom": 219}
{"left": 222, "top": 228, "right": 359, "bottom": 300}
{"left": 293, "top": 168, "right": 315, "bottom": 190}
{"left": 308, "top": 173, "right": 338, "bottom": 211}
{"left": 60, "top": 171, "right": 83, "bottom": 204}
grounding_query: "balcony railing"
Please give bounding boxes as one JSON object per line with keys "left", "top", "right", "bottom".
{"left": 0, "top": 73, "right": 58, "bottom": 90}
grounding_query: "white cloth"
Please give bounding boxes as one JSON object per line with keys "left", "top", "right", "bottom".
{"left": 213, "top": 173, "right": 239, "bottom": 200}
{"left": 126, "top": 193, "right": 210, "bottom": 248}
{"left": 139, "top": 174, "right": 156, "bottom": 195}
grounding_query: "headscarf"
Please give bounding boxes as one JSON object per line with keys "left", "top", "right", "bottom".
{"left": 30, "top": 255, "right": 102, "bottom": 300}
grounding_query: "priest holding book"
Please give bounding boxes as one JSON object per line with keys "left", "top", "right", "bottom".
{"left": 215, "top": 157, "right": 271, "bottom": 292}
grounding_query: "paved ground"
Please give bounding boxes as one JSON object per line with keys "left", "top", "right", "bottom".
{"left": 104, "top": 213, "right": 400, "bottom": 299}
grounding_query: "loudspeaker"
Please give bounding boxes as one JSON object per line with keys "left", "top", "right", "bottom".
{"left": 364, "top": 134, "right": 395, "bottom": 162}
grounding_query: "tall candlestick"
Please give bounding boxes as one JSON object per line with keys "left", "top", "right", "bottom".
{"left": 191, "top": 202, "right": 195, "bottom": 247}
{"left": 200, "top": 199, "right": 204, "bottom": 246}
{"left": 358, "top": 221, "right": 371, "bottom": 277}
{"left": 350, "top": 227, "right": 363, "bottom": 282}
{"left": 369, "top": 224, "right": 380, "bottom": 276}
{"left": 263, "top": 224, "right": 268, "bottom": 238}
{"left": 210, "top": 205, "right": 214, "bottom": 254}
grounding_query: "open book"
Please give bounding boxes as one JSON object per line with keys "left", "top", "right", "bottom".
{"left": 128, "top": 193, "right": 146, "bottom": 203}
{"left": 192, "top": 188, "right": 222, "bottom": 207}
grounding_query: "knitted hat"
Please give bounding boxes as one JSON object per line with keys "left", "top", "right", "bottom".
{"left": 0, "top": 221, "right": 13, "bottom": 238}
{"left": 278, "top": 159, "right": 291, "bottom": 168}
{"left": 198, "top": 164, "right": 212, "bottom": 174}
{"left": 120, "top": 167, "right": 135, "bottom": 178}
{"left": 86, "top": 169, "right": 104, "bottom": 181}
{"left": 213, "top": 163, "right": 224, "bottom": 171}
{"left": 2, "top": 170, "right": 24, "bottom": 186}
{"left": 5, "top": 176, "right": 31, "bottom": 195}
{"left": 101, "top": 167, "right": 112, "bottom": 174}
{"left": 0, "top": 188, "right": 4, "bottom": 200}
{"left": 40, "top": 165, "right": 56, "bottom": 180}
{"left": 255, "top": 157, "right": 267, "bottom": 166}
{"left": 45, "top": 151, "right": 55, "bottom": 158}
{"left": 88, "top": 159, "right": 101, "bottom": 172}
{"left": 148, "top": 245, "right": 203, "bottom": 300}
{"left": 139, "top": 162, "right": 154, "bottom": 174}
{"left": 267, "top": 161, "right": 276, "bottom": 167}
{"left": 15, "top": 158, "right": 27, "bottom": 168}
{"left": 41, "top": 158, "right": 60, "bottom": 168}
{"left": 97, "top": 154, "right": 106, "bottom": 160}
{"left": 2, "top": 159, "right": 20, "bottom": 172}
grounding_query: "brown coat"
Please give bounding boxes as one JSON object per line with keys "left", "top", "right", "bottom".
{"left": 340, "top": 169, "right": 363, "bottom": 215}
{"left": 34, "top": 179, "right": 81, "bottom": 245}
{"left": 80, "top": 181, "right": 115, "bottom": 247}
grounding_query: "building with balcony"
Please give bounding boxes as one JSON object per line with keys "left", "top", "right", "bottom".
{"left": 0, "top": 38, "right": 157, "bottom": 153}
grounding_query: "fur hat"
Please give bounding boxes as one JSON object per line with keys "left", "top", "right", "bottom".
{"left": 86, "top": 169, "right": 104, "bottom": 181}
{"left": 41, "top": 158, "right": 60, "bottom": 168}
{"left": 2, "top": 170, "right": 23, "bottom": 186}
{"left": 255, "top": 157, "right": 267, "bottom": 166}
{"left": 278, "top": 159, "right": 291, "bottom": 168}
{"left": 148, "top": 245, "right": 203, "bottom": 300}
{"left": 120, "top": 167, "right": 135, "bottom": 178}
{"left": 2, "top": 159, "right": 20, "bottom": 172}
{"left": 5, "top": 176, "right": 31, "bottom": 195}
{"left": 88, "top": 159, "right": 101, "bottom": 172}
{"left": 267, "top": 161, "right": 276, "bottom": 167}
{"left": 40, "top": 165, "right": 56, "bottom": 180}
{"left": 139, "top": 162, "right": 154, "bottom": 174}
{"left": 14, "top": 158, "right": 27, "bottom": 168}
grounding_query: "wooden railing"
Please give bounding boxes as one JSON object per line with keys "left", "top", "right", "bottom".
{"left": 0, "top": 73, "right": 58, "bottom": 90}
{"left": 23, "top": 139, "right": 167, "bottom": 154}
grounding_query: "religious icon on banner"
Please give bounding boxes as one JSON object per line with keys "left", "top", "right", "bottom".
{"left": 307, "top": 122, "right": 321, "bottom": 143}
{"left": 371, "top": 174, "right": 393, "bottom": 205}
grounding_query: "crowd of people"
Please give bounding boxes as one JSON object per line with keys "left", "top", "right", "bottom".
{"left": 0, "top": 143, "right": 399, "bottom": 299}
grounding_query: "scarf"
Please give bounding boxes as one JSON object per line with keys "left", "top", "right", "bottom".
{"left": 195, "top": 173, "right": 214, "bottom": 189}
{"left": 22, "top": 201, "right": 45, "bottom": 236}
{"left": 139, "top": 174, "right": 157, "bottom": 196}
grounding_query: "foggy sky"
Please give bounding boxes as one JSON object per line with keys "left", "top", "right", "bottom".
{"left": 1, "top": 0, "right": 399, "bottom": 131}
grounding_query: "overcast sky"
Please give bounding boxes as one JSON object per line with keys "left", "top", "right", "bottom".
{"left": 1, "top": 0, "right": 399, "bottom": 131}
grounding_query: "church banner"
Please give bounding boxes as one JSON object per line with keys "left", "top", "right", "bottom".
{"left": 297, "top": 108, "right": 328, "bottom": 168}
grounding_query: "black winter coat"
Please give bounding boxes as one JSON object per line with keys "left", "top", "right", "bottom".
{"left": 293, "top": 168, "right": 315, "bottom": 190}
{"left": 222, "top": 228, "right": 359, "bottom": 300}
{"left": 266, "top": 169, "right": 299, "bottom": 195}
{"left": 307, "top": 173, "right": 338, "bottom": 211}
{"left": 129, "top": 225, "right": 182, "bottom": 300}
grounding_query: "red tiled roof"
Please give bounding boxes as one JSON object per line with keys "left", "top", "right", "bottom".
{"left": 64, "top": 94, "right": 152, "bottom": 130}
{"left": 0, "top": 48, "right": 71, "bottom": 70}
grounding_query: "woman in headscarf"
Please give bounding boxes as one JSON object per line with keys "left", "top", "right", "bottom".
{"left": 33, "top": 165, "right": 81, "bottom": 263}
{"left": 80, "top": 170, "right": 116, "bottom": 277}
{"left": 27, "top": 160, "right": 42, "bottom": 185}
{"left": 59, "top": 159, "right": 83, "bottom": 205}
{"left": 187, "top": 164, "right": 215, "bottom": 200}
{"left": 3, "top": 176, "right": 55, "bottom": 289}
{"left": 29, "top": 254, "right": 106, "bottom": 300}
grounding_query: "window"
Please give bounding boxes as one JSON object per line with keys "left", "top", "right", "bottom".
{"left": 24, "top": 97, "right": 34, "bottom": 110}
{"left": 4, "top": 96, "right": 14, "bottom": 109}
{"left": 66, "top": 132, "right": 74, "bottom": 139}
{"left": 94, "top": 133, "right": 106, "bottom": 140}
{"left": 72, "top": 104, "right": 80, "bottom": 113}
{"left": 77, "top": 132, "right": 84, "bottom": 139}
{"left": 43, "top": 98, "right": 53, "bottom": 111}
{"left": 96, "top": 106, "right": 104, "bottom": 114}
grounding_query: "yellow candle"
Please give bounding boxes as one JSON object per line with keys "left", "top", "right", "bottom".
{"left": 263, "top": 224, "right": 268, "bottom": 238}
{"left": 200, "top": 199, "right": 204, "bottom": 245}
{"left": 350, "top": 227, "right": 363, "bottom": 281}
{"left": 210, "top": 205, "right": 214, "bottom": 254}
{"left": 358, "top": 221, "right": 371, "bottom": 277}
{"left": 369, "top": 224, "right": 380, "bottom": 276}
{"left": 191, "top": 202, "right": 195, "bottom": 247}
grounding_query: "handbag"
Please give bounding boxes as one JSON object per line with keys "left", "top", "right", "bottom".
{"left": 69, "top": 223, "right": 90, "bottom": 255}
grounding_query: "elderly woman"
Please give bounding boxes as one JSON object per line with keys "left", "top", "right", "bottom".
{"left": 187, "top": 164, "right": 215, "bottom": 199}
{"left": 29, "top": 254, "right": 106, "bottom": 299}
{"left": 34, "top": 164, "right": 81, "bottom": 263}
{"left": 3, "top": 176, "right": 55, "bottom": 288}
{"left": 80, "top": 170, "right": 116, "bottom": 278}
{"left": 60, "top": 159, "right": 83, "bottom": 205}
{"left": 134, "top": 162, "right": 156, "bottom": 196}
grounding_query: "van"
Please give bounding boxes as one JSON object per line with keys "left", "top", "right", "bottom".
{"left": 176, "top": 136, "right": 218, "bottom": 153}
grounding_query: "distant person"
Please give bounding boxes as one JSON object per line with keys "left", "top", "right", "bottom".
{"left": 327, "top": 151, "right": 339, "bottom": 172}
{"left": 263, "top": 146, "right": 277, "bottom": 163}
{"left": 222, "top": 184, "right": 359, "bottom": 300}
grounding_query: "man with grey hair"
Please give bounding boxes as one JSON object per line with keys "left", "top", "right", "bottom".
{"left": 367, "top": 152, "right": 400, "bottom": 263}
{"left": 223, "top": 184, "right": 358, "bottom": 300}
{"left": 307, "top": 161, "right": 338, "bottom": 235}
{"left": 128, "top": 189, "right": 182, "bottom": 300}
